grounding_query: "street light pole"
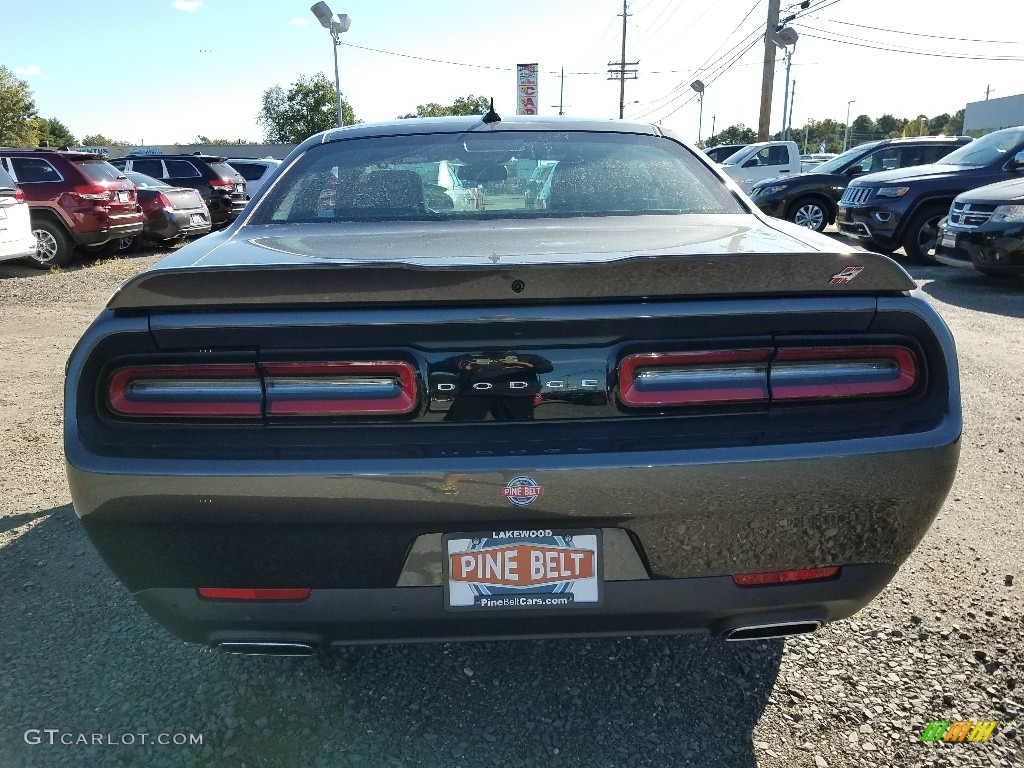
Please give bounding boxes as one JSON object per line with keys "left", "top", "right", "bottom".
{"left": 310, "top": 3, "right": 351, "bottom": 129}
{"left": 690, "top": 80, "right": 705, "bottom": 147}
{"left": 843, "top": 99, "right": 856, "bottom": 151}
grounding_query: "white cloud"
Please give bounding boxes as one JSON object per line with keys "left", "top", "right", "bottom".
{"left": 15, "top": 64, "right": 53, "bottom": 81}
{"left": 290, "top": 17, "right": 309, "bottom": 26}
{"left": 171, "top": 0, "right": 204, "bottom": 11}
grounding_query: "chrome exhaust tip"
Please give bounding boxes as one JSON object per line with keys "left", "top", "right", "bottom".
{"left": 217, "top": 642, "right": 315, "bottom": 657}
{"left": 724, "top": 620, "right": 821, "bottom": 641}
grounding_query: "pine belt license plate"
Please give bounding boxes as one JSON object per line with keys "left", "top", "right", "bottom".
{"left": 443, "top": 529, "right": 602, "bottom": 611}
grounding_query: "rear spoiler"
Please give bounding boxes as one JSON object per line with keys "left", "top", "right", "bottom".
{"left": 108, "top": 252, "right": 915, "bottom": 311}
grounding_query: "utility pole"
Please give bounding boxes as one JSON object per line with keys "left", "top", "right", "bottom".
{"left": 786, "top": 80, "right": 796, "bottom": 142}
{"left": 757, "top": 0, "right": 781, "bottom": 140}
{"left": 985, "top": 84, "right": 993, "bottom": 100}
{"left": 607, "top": 0, "right": 638, "bottom": 119}
{"left": 780, "top": 46, "right": 793, "bottom": 140}
{"left": 552, "top": 68, "right": 566, "bottom": 115}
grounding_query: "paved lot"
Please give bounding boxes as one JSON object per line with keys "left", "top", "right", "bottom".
{"left": 0, "top": 242, "right": 1020, "bottom": 768}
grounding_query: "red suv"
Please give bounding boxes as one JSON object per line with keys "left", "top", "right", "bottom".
{"left": 0, "top": 148, "right": 143, "bottom": 268}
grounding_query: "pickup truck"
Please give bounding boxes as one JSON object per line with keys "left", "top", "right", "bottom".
{"left": 719, "top": 140, "right": 801, "bottom": 193}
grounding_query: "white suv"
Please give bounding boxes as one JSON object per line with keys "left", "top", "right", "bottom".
{"left": 0, "top": 167, "right": 37, "bottom": 264}
{"left": 227, "top": 158, "right": 282, "bottom": 200}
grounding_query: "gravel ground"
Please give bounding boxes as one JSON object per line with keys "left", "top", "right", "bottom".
{"left": 0, "top": 246, "right": 1021, "bottom": 768}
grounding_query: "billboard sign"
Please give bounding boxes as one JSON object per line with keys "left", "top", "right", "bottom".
{"left": 517, "top": 63, "right": 539, "bottom": 116}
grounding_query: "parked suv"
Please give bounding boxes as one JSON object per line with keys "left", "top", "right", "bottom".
{"left": 836, "top": 126, "right": 1024, "bottom": 262}
{"left": 935, "top": 177, "right": 1024, "bottom": 278}
{"left": 0, "top": 148, "right": 143, "bottom": 268}
{"left": 751, "top": 136, "right": 971, "bottom": 232}
{"left": 0, "top": 166, "right": 37, "bottom": 264}
{"left": 109, "top": 153, "right": 246, "bottom": 227}
{"left": 226, "top": 157, "right": 281, "bottom": 200}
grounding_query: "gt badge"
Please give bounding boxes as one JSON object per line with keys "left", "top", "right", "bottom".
{"left": 504, "top": 476, "right": 544, "bottom": 506}
{"left": 830, "top": 266, "right": 863, "bottom": 285}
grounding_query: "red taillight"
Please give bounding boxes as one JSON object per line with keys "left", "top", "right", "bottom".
{"left": 74, "top": 184, "right": 112, "bottom": 202}
{"left": 105, "top": 361, "right": 418, "bottom": 418}
{"left": 732, "top": 567, "right": 841, "bottom": 586}
{"left": 107, "top": 365, "right": 262, "bottom": 417}
{"left": 262, "top": 361, "right": 418, "bottom": 416}
{"left": 197, "top": 588, "right": 311, "bottom": 601}
{"left": 14, "top": 188, "right": 25, "bottom": 202}
{"left": 618, "top": 345, "right": 918, "bottom": 407}
{"left": 209, "top": 178, "right": 234, "bottom": 189}
{"left": 771, "top": 346, "right": 917, "bottom": 400}
{"left": 618, "top": 350, "right": 772, "bottom": 407}
{"left": 155, "top": 192, "right": 173, "bottom": 210}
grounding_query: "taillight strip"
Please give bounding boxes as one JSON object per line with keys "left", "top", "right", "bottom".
{"left": 732, "top": 566, "right": 841, "bottom": 586}
{"left": 771, "top": 346, "right": 917, "bottom": 400}
{"left": 107, "top": 365, "right": 262, "bottom": 417}
{"left": 262, "top": 361, "right": 417, "bottom": 416}
{"left": 619, "top": 350, "right": 771, "bottom": 406}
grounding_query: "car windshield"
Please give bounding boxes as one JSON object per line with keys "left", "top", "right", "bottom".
{"left": 124, "top": 171, "right": 171, "bottom": 189}
{"left": 251, "top": 130, "right": 743, "bottom": 224}
{"left": 809, "top": 144, "right": 877, "bottom": 174}
{"left": 939, "top": 128, "right": 1024, "bottom": 166}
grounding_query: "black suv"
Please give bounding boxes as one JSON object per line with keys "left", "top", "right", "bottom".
{"left": 935, "top": 177, "right": 1024, "bottom": 278}
{"left": 751, "top": 136, "right": 970, "bottom": 233}
{"left": 109, "top": 153, "right": 247, "bottom": 227}
{"left": 836, "top": 126, "right": 1024, "bottom": 262}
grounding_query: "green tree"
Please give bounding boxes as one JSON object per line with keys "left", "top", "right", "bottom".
{"left": 80, "top": 134, "right": 130, "bottom": 147}
{"left": 257, "top": 73, "right": 358, "bottom": 143}
{"left": 949, "top": 109, "right": 965, "bottom": 135}
{"left": 196, "top": 135, "right": 258, "bottom": 145}
{"left": 704, "top": 124, "right": 757, "bottom": 147}
{"left": 398, "top": 94, "right": 491, "bottom": 119}
{"left": 929, "top": 113, "right": 952, "bottom": 135}
{"left": 31, "top": 117, "right": 76, "bottom": 147}
{"left": 0, "top": 66, "right": 39, "bottom": 146}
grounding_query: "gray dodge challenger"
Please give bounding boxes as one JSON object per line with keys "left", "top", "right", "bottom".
{"left": 64, "top": 115, "right": 961, "bottom": 655}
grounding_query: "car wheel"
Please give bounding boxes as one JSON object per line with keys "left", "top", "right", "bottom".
{"left": 118, "top": 236, "right": 142, "bottom": 254}
{"left": 788, "top": 197, "right": 828, "bottom": 233}
{"left": 902, "top": 205, "right": 948, "bottom": 264}
{"left": 29, "top": 220, "right": 74, "bottom": 269}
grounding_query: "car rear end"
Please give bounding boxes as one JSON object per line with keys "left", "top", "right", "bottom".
{"left": 64, "top": 122, "right": 961, "bottom": 651}
{"left": 64, "top": 236, "right": 960, "bottom": 651}
{"left": 63, "top": 155, "right": 144, "bottom": 247}
{"left": 0, "top": 168, "right": 36, "bottom": 263}
{"left": 202, "top": 159, "right": 247, "bottom": 227}
{"left": 143, "top": 186, "right": 211, "bottom": 242}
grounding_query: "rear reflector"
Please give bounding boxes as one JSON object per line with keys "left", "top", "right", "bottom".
{"left": 732, "top": 567, "right": 841, "bottom": 586}
{"left": 262, "top": 361, "right": 417, "bottom": 416}
{"left": 107, "top": 365, "right": 261, "bottom": 417}
{"left": 618, "top": 350, "right": 771, "bottom": 406}
{"left": 197, "top": 588, "right": 311, "bottom": 601}
{"left": 770, "top": 346, "right": 917, "bottom": 400}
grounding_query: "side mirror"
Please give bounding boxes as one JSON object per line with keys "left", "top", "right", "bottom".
{"left": 1011, "top": 150, "right": 1024, "bottom": 170}
{"left": 845, "top": 165, "right": 864, "bottom": 176}
{"left": 742, "top": 158, "right": 759, "bottom": 168}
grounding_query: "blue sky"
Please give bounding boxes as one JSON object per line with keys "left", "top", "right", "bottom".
{"left": 5, "top": 0, "right": 1023, "bottom": 146}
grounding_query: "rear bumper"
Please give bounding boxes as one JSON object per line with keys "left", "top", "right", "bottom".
{"left": 73, "top": 216, "right": 145, "bottom": 246}
{"left": 133, "top": 564, "right": 898, "bottom": 646}
{"left": 144, "top": 208, "right": 212, "bottom": 242}
{"left": 0, "top": 234, "right": 38, "bottom": 262}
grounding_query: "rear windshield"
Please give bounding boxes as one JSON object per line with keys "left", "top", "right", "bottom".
{"left": 208, "top": 162, "right": 241, "bottom": 180}
{"left": 74, "top": 160, "right": 124, "bottom": 182}
{"left": 251, "top": 131, "right": 742, "bottom": 224}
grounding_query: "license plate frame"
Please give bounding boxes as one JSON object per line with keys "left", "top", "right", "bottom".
{"left": 117, "top": 191, "right": 130, "bottom": 203}
{"left": 443, "top": 529, "right": 602, "bottom": 611}
{"left": 940, "top": 231, "right": 957, "bottom": 249}
{"left": 190, "top": 213, "right": 206, "bottom": 226}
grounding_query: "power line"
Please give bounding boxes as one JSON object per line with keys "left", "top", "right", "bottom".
{"left": 800, "top": 29, "right": 1024, "bottom": 62}
{"left": 816, "top": 18, "right": 1024, "bottom": 45}
{"left": 631, "top": 0, "right": 689, "bottom": 54}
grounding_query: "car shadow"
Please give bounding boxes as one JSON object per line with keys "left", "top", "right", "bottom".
{"left": 1, "top": 504, "right": 782, "bottom": 768}
{"left": 918, "top": 269, "right": 1024, "bottom": 318}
